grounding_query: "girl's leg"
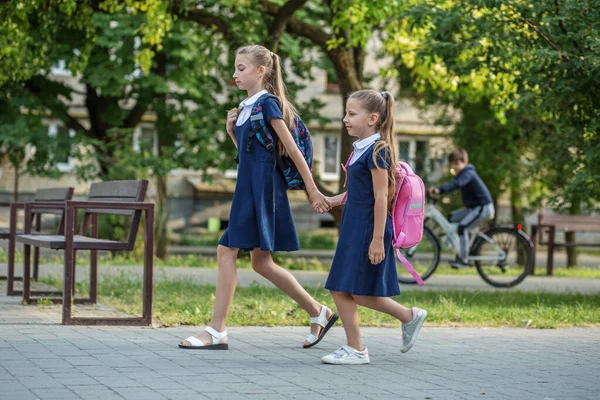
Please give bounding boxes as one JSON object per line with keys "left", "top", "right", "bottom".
{"left": 351, "top": 295, "right": 413, "bottom": 323}
{"left": 250, "top": 249, "right": 333, "bottom": 346}
{"left": 331, "top": 291, "right": 362, "bottom": 351}
{"left": 180, "top": 245, "right": 238, "bottom": 346}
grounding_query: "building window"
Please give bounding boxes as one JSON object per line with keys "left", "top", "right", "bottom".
{"left": 134, "top": 127, "right": 158, "bottom": 154}
{"left": 398, "top": 140, "right": 410, "bottom": 163}
{"left": 48, "top": 124, "right": 75, "bottom": 172}
{"left": 50, "top": 60, "right": 71, "bottom": 76}
{"left": 321, "top": 135, "right": 340, "bottom": 180}
{"left": 415, "top": 140, "right": 428, "bottom": 175}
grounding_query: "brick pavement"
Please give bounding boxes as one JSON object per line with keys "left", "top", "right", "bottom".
{"left": 1, "top": 282, "right": 598, "bottom": 400}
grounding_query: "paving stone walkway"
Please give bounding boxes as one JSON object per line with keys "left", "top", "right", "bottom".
{"left": 1, "top": 281, "right": 598, "bottom": 400}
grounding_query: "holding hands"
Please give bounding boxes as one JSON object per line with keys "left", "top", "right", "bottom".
{"left": 308, "top": 189, "right": 332, "bottom": 214}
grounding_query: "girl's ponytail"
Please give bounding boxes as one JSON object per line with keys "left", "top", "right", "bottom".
{"left": 237, "top": 45, "right": 298, "bottom": 155}
{"left": 267, "top": 53, "right": 298, "bottom": 154}
{"left": 349, "top": 89, "right": 398, "bottom": 212}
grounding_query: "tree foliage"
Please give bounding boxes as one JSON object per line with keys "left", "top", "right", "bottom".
{"left": 388, "top": 0, "right": 600, "bottom": 208}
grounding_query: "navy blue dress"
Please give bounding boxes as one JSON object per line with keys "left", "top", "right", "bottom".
{"left": 325, "top": 142, "right": 400, "bottom": 297}
{"left": 218, "top": 97, "right": 300, "bottom": 252}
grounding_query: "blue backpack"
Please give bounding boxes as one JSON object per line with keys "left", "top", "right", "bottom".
{"left": 246, "top": 93, "right": 313, "bottom": 190}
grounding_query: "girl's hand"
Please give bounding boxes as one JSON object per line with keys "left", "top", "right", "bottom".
{"left": 369, "top": 237, "right": 385, "bottom": 265}
{"left": 226, "top": 108, "right": 239, "bottom": 135}
{"left": 312, "top": 197, "right": 333, "bottom": 214}
{"left": 308, "top": 189, "right": 331, "bottom": 214}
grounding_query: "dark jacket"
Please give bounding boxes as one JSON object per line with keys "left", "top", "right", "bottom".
{"left": 438, "top": 164, "right": 493, "bottom": 207}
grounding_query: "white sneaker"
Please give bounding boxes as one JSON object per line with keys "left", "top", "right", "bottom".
{"left": 321, "top": 345, "right": 370, "bottom": 365}
{"left": 400, "top": 307, "right": 427, "bottom": 353}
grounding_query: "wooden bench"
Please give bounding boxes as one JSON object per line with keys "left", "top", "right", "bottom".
{"left": 15, "top": 180, "right": 154, "bottom": 325}
{"left": 1, "top": 188, "right": 74, "bottom": 296}
{"left": 534, "top": 213, "right": 600, "bottom": 275}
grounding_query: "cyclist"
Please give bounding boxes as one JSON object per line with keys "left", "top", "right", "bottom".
{"left": 428, "top": 149, "right": 495, "bottom": 268}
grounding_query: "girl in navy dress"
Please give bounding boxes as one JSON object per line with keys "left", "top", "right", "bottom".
{"left": 179, "top": 45, "right": 338, "bottom": 350}
{"left": 321, "top": 90, "right": 427, "bottom": 365}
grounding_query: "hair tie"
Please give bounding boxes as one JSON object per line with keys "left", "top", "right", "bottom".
{"left": 270, "top": 51, "right": 274, "bottom": 58}
{"left": 381, "top": 91, "right": 388, "bottom": 100}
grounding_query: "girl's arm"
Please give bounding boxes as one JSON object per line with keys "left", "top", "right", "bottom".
{"left": 270, "top": 118, "right": 331, "bottom": 211}
{"left": 328, "top": 192, "right": 347, "bottom": 208}
{"left": 369, "top": 168, "right": 388, "bottom": 265}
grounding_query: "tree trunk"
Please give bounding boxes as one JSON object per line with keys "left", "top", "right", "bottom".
{"left": 510, "top": 175, "right": 527, "bottom": 265}
{"left": 153, "top": 51, "right": 170, "bottom": 259}
{"left": 155, "top": 174, "right": 169, "bottom": 259}
{"left": 12, "top": 166, "right": 19, "bottom": 201}
{"left": 566, "top": 200, "right": 581, "bottom": 267}
{"left": 326, "top": 48, "right": 363, "bottom": 228}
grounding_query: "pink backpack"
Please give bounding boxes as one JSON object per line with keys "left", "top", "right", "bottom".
{"left": 342, "top": 153, "right": 426, "bottom": 286}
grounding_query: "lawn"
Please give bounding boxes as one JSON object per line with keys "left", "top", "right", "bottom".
{"left": 5, "top": 248, "right": 599, "bottom": 278}
{"left": 40, "top": 274, "right": 600, "bottom": 329}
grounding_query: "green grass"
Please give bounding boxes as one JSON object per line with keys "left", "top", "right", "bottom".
{"left": 3, "top": 247, "right": 599, "bottom": 277}
{"left": 0, "top": 248, "right": 329, "bottom": 272}
{"left": 40, "top": 274, "right": 600, "bottom": 329}
{"left": 177, "top": 231, "right": 338, "bottom": 250}
{"left": 400, "top": 263, "right": 600, "bottom": 279}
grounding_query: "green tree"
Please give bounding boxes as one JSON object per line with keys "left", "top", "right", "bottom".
{"left": 388, "top": 0, "right": 600, "bottom": 265}
{"left": 0, "top": 85, "right": 68, "bottom": 200}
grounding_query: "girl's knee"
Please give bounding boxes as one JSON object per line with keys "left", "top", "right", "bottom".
{"left": 250, "top": 250, "right": 273, "bottom": 275}
{"left": 352, "top": 294, "right": 373, "bottom": 306}
{"left": 217, "top": 245, "right": 237, "bottom": 263}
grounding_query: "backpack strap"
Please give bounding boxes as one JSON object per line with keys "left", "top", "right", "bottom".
{"left": 395, "top": 248, "right": 425, "bottom": 286}
{"left": 248, "top": 94, "right": 291, "bottom": 185}
{"left": 248, "top": 94, "right": 279, "bottom": 153}
{"left": 340, "top": 151, "right": 354, "bottom": 204}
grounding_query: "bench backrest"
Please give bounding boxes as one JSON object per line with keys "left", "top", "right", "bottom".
{"left": 1, "top": 187, "right": 74, "bottom": 233}
{"left": 538, "top": 214, "right": 600, "bottom": 232}
{"left": 31, "top": 187, "right": 75, "bottom": 216}
{"left": 84, "top": 180, "right": 148, "bottom": 248}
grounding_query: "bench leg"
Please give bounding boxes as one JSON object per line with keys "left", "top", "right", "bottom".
{"left": 62, "top": 207, "right": 76, "bottom": 325}
{"left": 33, "top": 214, "right": 41, "bottom": 281}
{"left": 33, "top": 247, "right": 40, "bottom": 282}
{"left": 22, "top": 244, "right": 31, "bottom": 303}
{"left": 142, "top": 206, "right": 154, "bottom": 325}
{"left": 90, "top": 214, "right": 98, "bottom": 304}
{"left": 7, "top": 204, "right": 18, "bottom": 295}
{"left": 547, "top": 226, "right": 555, "bottom": 276}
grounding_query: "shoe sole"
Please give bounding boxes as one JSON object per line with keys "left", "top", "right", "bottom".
{"left": 303, "top": 312, "right": 339, "bottom": 349}
{"left": 321, "top": 358, "right": 370, "bottom": 365}
{"left": 178, "top": 343, "right": 229, "bottom": 350}
{"left": 401, "top": 309, "right": 427, "bottom": 353}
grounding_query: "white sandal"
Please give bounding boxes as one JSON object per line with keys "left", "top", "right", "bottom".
{"left": 303, "top": 305, "right": 339, "bottom": 349}
{"left": 179, "top": 326, "right": 229, "bottom": 350}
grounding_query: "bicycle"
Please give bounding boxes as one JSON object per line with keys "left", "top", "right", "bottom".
{"left": 397, "top": 196, "right": 535, "bottom": 288}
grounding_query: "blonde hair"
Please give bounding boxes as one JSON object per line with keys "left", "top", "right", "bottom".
{"left": 348, "top": 89, "right": 397, "bottom": 212}
{"left": 236, "top": 45, "right": 297, "bottom": 155}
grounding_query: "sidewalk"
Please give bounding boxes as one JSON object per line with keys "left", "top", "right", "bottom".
{"left": 2, "top": 263, "right": 599, "bottom": 294}
{"left": 1, "top": 284, "right": 598, "bottom": 400}
{"left": 169, "top": 245, "right": 600, "bottom": 269}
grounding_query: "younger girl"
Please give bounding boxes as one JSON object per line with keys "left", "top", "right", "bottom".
{"left": 321, "top": 90, "right": 427, "bottom": 365}
{"left": 179, "top": 45, "right": 338, "bottom": 350}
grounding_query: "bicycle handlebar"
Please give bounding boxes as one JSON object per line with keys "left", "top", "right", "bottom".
{"left": 426, "top": 193, "right": 439, "bottom": 205}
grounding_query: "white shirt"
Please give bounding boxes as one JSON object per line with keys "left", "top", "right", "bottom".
{"left": 350, "top": 133, "right": 381, "bottom": 165}
{"left": 236, "top": 90, "right": 268, "bottom": 126}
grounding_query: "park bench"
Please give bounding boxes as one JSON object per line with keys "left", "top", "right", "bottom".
{"left": 534, "top": 213, "right": 600, "bottom": 275}
{"left": 1, "top": 187, "right": 74, "bottom": 296}
{"left": 15, "top": 180, "right": 154, "bottom": 325}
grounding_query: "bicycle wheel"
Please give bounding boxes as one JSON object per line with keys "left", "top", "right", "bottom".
{"left": 397, "top": 226, "right": 440, "bottom": 284}
{"left": 472, "top": 226, "right": 534, "bottom": 288}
